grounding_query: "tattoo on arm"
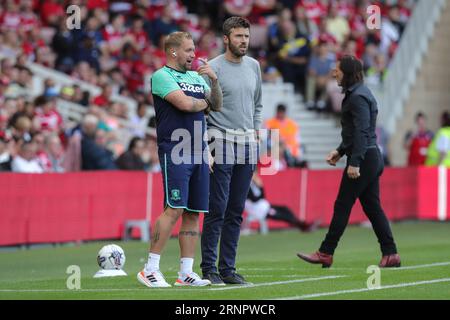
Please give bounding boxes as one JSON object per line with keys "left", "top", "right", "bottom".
{"left": 191, "top": 97, "right": 207, "bottom": 112}
{"left": 207, "top": 80, "right": 222, "bottom": 112}
{"left": 179, "top": 230, "right": 199, "bottom": 237}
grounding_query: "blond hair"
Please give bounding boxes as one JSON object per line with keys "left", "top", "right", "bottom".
{"left": 164, "top": 31, "right": 192, "bottom": 54}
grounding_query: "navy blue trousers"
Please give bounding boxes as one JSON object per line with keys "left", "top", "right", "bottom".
{"left": 201, "top": 142, "right": 255, "bottom": 277}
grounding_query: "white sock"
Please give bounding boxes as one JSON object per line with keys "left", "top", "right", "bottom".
{"left": 145, "top": 253, "right": 160, "bottom": 272}
{"left": 180, "top": 257, "right": 194, "bottom": 275}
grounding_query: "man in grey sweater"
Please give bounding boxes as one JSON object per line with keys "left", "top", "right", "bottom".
{"left": 201, "top": 16, "right": 263, "bottom": 285}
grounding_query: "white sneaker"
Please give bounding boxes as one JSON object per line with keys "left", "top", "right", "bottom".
{"left": 174, "top": 272, "right": 211, "bottom": 287}
{"left": 137, "top": 269, "right": 171, "bottom": 288}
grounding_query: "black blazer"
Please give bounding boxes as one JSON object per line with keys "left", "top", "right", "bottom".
{"left": 336, "top": 82, "right": 378, "bottom": 167}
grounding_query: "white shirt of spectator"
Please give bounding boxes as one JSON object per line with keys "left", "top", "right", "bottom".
{"left": 0, "top": 152, "right": 11, "bottom": 164}
{"left": 130, "top": 114, "right": 148, "bottom": 138}
{"left": 11, "top": 155, "right": 44, "bottom": 173}
{"left": 380, "top": 18, "right": 400, "bottom": 56}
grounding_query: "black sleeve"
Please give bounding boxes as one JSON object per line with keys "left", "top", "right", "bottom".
{"left": 349, "top": 95, "right": 370, "bottom": 167}
{"left": 336, "top": 142, "right": 345, "bottom": 157}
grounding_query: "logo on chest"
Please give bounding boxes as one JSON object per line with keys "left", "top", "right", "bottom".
{"left": 179, "top": 82, "right": 205, "bottom": 94}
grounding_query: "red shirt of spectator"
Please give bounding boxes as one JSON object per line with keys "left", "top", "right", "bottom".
{"left": 407, "top": 131, "right": 434, "bottom": 166}
{"left": 0, "top": 11, "right": 21, "bottom": 31}
{"left": 87, "top": 0, "right": 109, "bottom": 10}
{"left": 35, "top": 103, "right": 63, "bottom": 133}
{"left": 102, "top": 15, "right": 127, "bottom": 56}
{"left": 20, "top": 12, "right": 40, "bottom": 32}
{"left": 93, "top": 85, "right": 114, "bottom": 107}
{"left": 296, "top": 0, "right": 328, "bottom": 26}
{"left": 40, "top": 0, "right": 64, "bottom": 26}
{"left": 129, "top": 60, "right": 153, "bottom": 92}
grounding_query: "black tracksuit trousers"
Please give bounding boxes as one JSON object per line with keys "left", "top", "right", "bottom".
{"left": 319, "top": 147, "right": 398, "bottom": 256}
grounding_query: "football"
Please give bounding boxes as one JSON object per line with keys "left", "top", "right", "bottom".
{"left": 97, "top": 244, "right": 126, "bottom": 270}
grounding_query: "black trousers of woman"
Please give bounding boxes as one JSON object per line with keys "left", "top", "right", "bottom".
{"left": 319, "top": 147, "right": 398, "bottom": 256}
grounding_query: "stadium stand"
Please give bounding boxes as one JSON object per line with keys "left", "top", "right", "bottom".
{"left": 0, "top": 0, "right": 423, "bottom": 171}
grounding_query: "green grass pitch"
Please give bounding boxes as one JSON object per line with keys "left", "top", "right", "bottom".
{"left": 1, "top": 221, "right": 449, "bottom": 300}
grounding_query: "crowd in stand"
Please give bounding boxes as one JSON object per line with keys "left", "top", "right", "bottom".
{"left": 0, "top": 0, "right": 418, "bottom": 173}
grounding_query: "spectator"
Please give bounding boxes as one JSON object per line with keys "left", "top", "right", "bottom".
{"left": 4, "top": 66, "right": 34, "bottom": 98}
{"left": 40, "top": 0, "right": 65, "bottom": 28}
{"left": 60, "top": 85, "right": 75, "bottom": 102}
{"left": 223, "top": 0, "right": 253, "bottom": 19}
{"left": 275, "top": 19, "right": 311, "bottom": 93}
{"left": 127, "top": 16, "right": 151, "bottom": 51}
{"left": 365, "top": 53, "right": 387, "bottom": 87}
{"left": 141, "top": 135, "right": 160, "bottom": 172}
{"left": 92, "top": 83, "right": 114, "bottom": 107}
{"left": 297, "top": 0, "right": 328, "bottom": 26}
{"left": 41, "top": 133, "right": 65, "bottom": 173}
{"left": 130, "top": 102, "right": 149, "bottom": 138}
{"left": 80, "top": 114, "right": 117, "bottom": 170}
{"left": 242, "top": 171, "right": 317, "bottom": 234}
{"left": 0, "top": 76, "right": 10, "bottom": 105}
{"left": 0, "top": 109, "right": 11, "bottom": 140}
{"left": 380, "top": 5, "right": 403, "bottom": 59}
{"left": 325, "top": 2, "right": 350, "bottom": 46}
{"left": 51, "top": 17, "right": 77, "bottom": 73}
{"left": 305, "top": 40, "right": 335, "bottom": 111}
{"left": 150, "top": 4, "right": 179, "bottom": 46}
{"left": 116, "top": 136, "right": 146, "bottom": 170}
{"left": 72, "top": 85, "right": 90, "bottom": 106}
{"left": 32, "top": 131, "right": 46, "bottom": 166}
{"left": 294, "top": 5, "right": 317, "bottom": 39}
{"left": 11, "top": 140, "right": 43, "bottom": 173}
{"left": 405, "top": 112, "right": 434, "bottom": 167}
{"left": 426, "top": 112, "right": 450, "bottom": 167}
{"left": 249, "top": 0, "right": 277, "bottom": 22}
{"left": 20, "top": 1, "right": 44, "bottom": 36}
{"left": 267, "top": 7, "right": 292, "bottom": 60}
{"left": 265, "top": 104, "right": 306, "bottom": 167}
{"left": 0, "top": 133, "right": 12, "bottom": 171}
{"left": 34, "top": 96, "right": 64, "bottom": 134}
{"left": 10, "top": 115, "right": 32, "bottom": 143}
{"left": 257, "top": 52, "right": 283, "bottom": 83}
{"left": 42, "top": 78, "right": 59, "bottom": 98}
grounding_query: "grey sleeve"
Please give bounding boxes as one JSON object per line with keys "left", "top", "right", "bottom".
{"left": 253, "top": 61, "right": 263, "bottom": 130}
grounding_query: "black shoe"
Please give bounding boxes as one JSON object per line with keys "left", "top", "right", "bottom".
{"left": 202, "top": 272, "right": 226, "bottom": 286}
{"left": 221, "top": 273, "right": 251, "bottom": 285}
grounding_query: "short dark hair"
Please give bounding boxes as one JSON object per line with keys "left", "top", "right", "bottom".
{"left": 128, "top": 136, "right": 143, "bottom": 151}
{"left": 222, "top": 16, "right": 250, "bottom": 37}
{"left": 339, "top": 55, "right": 364, "bottom": 92}
{"left": 441, "top": 111, "right": 450, "bottom": 127}
{"left": 277, "top": 104, "right": 287, "bottom": 113}
{"left": 415, "top": 112, "right": 426, "bottom": 121}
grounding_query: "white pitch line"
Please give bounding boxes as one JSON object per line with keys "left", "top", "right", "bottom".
{"left": 275, "top": 277, "right": 450, "bottom": 300}
{"left": 0, "top": 275, "right": 345, "bottom": 293}
{"left": 207, "top": 275, "right": 346, "bottom": 291}
{"left": 387, "top": 261, "right": 450, "bottom": 271}
{"left": 239, "top": 268, "right": 307, "bottom": 271}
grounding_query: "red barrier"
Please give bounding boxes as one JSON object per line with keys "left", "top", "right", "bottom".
{"left": 0, "top": 167, "right": 448, "bottom": 246}
{"left": 0, "top": 172, "right": 148, "bottom": 246}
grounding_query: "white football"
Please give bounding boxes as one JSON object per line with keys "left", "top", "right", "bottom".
{"left": 97, "top": 244, "right": 126, "bottom": 270}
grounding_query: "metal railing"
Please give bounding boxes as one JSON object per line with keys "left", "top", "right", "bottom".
{"left": 373, "top": 0, "right": 447, "bottom": 135}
